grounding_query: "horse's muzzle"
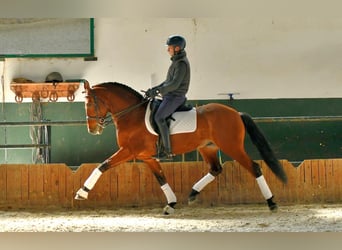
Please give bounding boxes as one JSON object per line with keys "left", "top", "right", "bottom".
{"left": 87, "top": 124, "right": 104, "bottom": 135}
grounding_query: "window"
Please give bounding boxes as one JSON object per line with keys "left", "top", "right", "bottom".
{"left": 0, "top": 18, "right": 94, "bottom": 58}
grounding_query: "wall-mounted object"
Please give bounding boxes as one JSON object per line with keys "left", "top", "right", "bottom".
{"left": 0, "top": 19, "right": 94, "bottom": 58}
{"left": 10, "top": 81, "right": 80, "bottom": 103}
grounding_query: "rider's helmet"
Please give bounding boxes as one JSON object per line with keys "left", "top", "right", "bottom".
{"left": 166, "top": 35, "right": 186, "bottom": 50}
{"left": 45, "top": 72, "right": 63, "bottom": 83}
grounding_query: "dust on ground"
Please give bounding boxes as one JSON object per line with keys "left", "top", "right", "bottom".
{"left": 0, "top": 204, "right": 341, "bottom": 232}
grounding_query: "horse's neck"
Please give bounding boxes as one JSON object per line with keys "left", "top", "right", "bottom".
{"left": 105, "top": 90, "right": 145, "bottom": 122}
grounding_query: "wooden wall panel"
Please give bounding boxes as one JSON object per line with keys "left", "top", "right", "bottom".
{"left": 328, "top": 159, "right": 342, "bottom": 203}
{"left": 138, "top": 163, "right": 154, "bottom": 205}
{"left": 0, "top": 165, "right": 6, "bottom": 204}
{"left": 6, "top": 165, "right": 24, "bottom": 205}
{"left": 20, "top": 165, "right": 29, "bottom": 204}
{"left": 1, "top": 159, "right": 342, "bottom": 209}
{"left": 325, "top": 159, "right": 335, "bottom": 202}
{"left": 115, "top": 163, "right": 140, "bottom": 206}
{"left": 283, "top": 160, "right": 301, "bottom": 203}
{"left": 59, "top": 163, "right": 72, "bottom": 207}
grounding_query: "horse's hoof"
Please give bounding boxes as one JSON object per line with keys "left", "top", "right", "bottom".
{"left": 188, "top": 196, "right": 198, "bottom": 205}
{"left": 74, "top": 188, "right": 88, "bottom": 200}
{"left": 163, "top": 203, "right": 176, "bottom": 215}
{"left": 267, "top": 196, "right": 278, "bottom": 212}
{"left": 74, "top": 194, "right": 86, "bottom": 200}
{"left": 269, "top": 204, "right": 278, "bottom": 212}
{"left": 188, "top": 189, "right": 199, "bottom": 205}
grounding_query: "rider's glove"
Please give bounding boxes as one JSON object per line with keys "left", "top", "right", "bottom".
{"left": 145, "top": 87, "right": 160, "bottom": 98}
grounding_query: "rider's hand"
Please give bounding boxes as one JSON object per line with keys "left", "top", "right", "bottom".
{"left": 145, "top": 87, "right": 160, "bottom": 98}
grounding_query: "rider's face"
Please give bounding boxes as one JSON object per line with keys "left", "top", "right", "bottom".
{"left": 167, "top": 45, "right": 175, "bottom": 56}
{"left": 167, "top": 45, "right": 180, "bottom": 56}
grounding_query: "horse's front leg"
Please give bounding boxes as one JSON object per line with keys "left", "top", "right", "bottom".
{"left": 143, "top": 158, "right": 177, "bottom": 215}
{"left": 75, "top": 147, "right": 133, "bottom": 200}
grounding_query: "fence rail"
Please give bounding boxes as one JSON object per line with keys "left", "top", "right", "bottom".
{"left": 254, "top": 115, "right": 342, "bottom": 123}
{"left": 1, "top": 115, "right": 342, "bottom": 127}
{"left": 0, "top": 121, "right": 86, "bottom": 127}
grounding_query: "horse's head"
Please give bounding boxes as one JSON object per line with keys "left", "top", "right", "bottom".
{"left": 83, "top": 81, "right": 110, "bottom": 135}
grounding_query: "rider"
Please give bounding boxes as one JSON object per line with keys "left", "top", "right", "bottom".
{"left": 145, "top": 35, "right": 191, "bottom": 160}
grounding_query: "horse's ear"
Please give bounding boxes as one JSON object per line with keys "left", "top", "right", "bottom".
{"left": 83, "top": 80, "right": 91, "bottom": 91}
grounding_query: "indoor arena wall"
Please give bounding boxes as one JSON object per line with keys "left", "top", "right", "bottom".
{"left": 0, "top": 159, "right": 341, "bottom": 209}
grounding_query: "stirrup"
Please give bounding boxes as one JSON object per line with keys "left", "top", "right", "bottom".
{"left": 152, "top": 151, "right": 174, "bottom": 161}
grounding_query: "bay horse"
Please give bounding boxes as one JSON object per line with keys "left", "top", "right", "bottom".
{"left": 75, "top": 81, "right": 287, "bottom": 214}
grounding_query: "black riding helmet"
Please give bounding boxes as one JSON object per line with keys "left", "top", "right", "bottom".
{"left": 45, "top": 72, "right": 63, "bottom": 83}
{"left": 166, "top": 35, "right": 186, "bottom": 50}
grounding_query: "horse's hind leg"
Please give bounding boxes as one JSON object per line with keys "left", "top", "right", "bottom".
{"left": 143, "top": 158, "right": 177, "bottom": 215}
{"left": 252, "top": 161, "right": 278, "bottom": 211}
{"left": 229, "top": 149, "right": 278, "bottom": 211}
{"left": 188, "top": 144, "right": 222, "bottom": 204}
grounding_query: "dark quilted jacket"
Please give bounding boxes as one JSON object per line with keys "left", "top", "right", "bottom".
{"left": 157, "top": 50, "right": 190, "bottom": 97}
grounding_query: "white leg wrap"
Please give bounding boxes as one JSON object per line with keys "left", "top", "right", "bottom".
{"left": 256, "top": 175, "right": 273, "bottom": 200}
{"left": 84, "top": 168, "right": 102, "bottom": 190}
{"left": 193, "top": 173, "right": 215, "bottom": 192}
{"left": 161, "top": 183, "right": 177, "bottom": 204}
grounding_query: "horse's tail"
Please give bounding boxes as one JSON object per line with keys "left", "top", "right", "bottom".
{"left": 240, "top": 112, "right": 287, "bottom": 184}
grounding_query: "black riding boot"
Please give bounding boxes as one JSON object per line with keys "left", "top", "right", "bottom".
{"left": 153, "top": 119, "right": 173, "bottom": 161}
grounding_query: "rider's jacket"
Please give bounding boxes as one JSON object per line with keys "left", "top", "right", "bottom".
{"left": 157, "top": 50, "right": 190, "bottom": 98}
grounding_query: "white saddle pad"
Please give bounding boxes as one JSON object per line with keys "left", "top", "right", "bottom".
{"left": 145, "top": 102, "right": 197, "bottom": 135}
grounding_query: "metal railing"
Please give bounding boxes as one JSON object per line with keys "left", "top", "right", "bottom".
{"left": 254, "top": 115, "right": 342, "bottom": 123}
{"left": 0, "top": 120, "right": 86, "bottom": 127}
{"left": 1, "top": 115, "right": 341, "bottom": 164}
{"left": 0, "top": 121, "right": 86, "bottom": 150}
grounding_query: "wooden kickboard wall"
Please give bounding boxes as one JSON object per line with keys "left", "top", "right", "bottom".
{"left": 0, "top": 159, "right": 341, "bottom": 209}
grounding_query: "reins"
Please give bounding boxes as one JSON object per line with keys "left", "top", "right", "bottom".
{"left": 86, "top": 88, "right": 149, "bottom": 128}
{"left": 112, "top": 98, "right": 150, "bottom": 120}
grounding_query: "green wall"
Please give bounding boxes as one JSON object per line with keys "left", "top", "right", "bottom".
{"left": 0, "top": 102, "right": 116, "bottom": 166}
{"left": 226, "top": 98, "right": 342, "bottom": 164}
{"left": 1, "top": 98, "right": 342, "bottom": 166}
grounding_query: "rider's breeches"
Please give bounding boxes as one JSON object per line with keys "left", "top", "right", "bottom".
{"left": 154, "top": 95, "right": 186, "bottom": 123}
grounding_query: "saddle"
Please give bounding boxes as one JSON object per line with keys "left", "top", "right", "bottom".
{"left": 149, "top": 98, "right": 193, "bottom": 134}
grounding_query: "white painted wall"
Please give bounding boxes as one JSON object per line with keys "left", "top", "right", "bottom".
{"left": 1, "top": 17, "right": 342, "bottom": 102}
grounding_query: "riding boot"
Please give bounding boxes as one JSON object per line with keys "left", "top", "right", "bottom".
{"left": 153, "top": 119, "right": 173, "bottom": 161}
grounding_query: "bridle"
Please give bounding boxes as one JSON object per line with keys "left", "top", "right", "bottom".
{"left": 85, "top": 89, "right": 149, "bottom": 128}
{"left": 85, "top": 90, "right": 112, "bottom": 129}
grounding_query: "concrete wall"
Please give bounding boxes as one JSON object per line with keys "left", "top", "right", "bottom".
{"left": 1, "top": 17, "right": 342, "bottom": 103}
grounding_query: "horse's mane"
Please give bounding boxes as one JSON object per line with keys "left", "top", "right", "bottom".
{"left": 93, "top": 82, "right": 144, "bottom": 101}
